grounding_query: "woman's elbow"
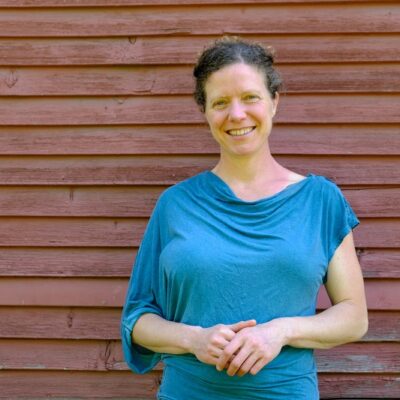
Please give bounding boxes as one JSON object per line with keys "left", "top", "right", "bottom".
{"left": 358, "top": 314, "right": 369, "bottom": 340}
{"left": 331, "top": 315, "right": 368, "bottom": 349}
{"left": 350, "top": 312, "right": 369, "bottom": 343}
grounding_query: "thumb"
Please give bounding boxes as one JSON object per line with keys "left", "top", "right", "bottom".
{"left": 228, "top": 319, "right": 257, "bottom": 332}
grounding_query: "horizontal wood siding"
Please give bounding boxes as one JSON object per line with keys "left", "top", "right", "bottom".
{"left": 0, "top": 0, "right": 399, "bottom": 6}
{"left": 0, "top": 1, "right": 398, "bottom": 398}
{"left": 1, "top": 36, "right": 400, "bottom": 65}
{"left": 0, "top": 371, "right": 398, "bottom": 398}
{"left": 0, "top": 4, "right": 399, "bottom": 36}
{"left": 2, "top": 65, "right": 400, "bottom": 95}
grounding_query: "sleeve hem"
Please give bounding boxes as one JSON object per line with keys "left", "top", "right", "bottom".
{"left": 121, "top": 310, "right": 163, "bottom": 374}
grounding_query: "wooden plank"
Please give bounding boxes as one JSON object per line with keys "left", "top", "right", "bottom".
{"left": 0, "top": 0, "right": 394, "bottom": 7}
{"left": 1, "top": 64, "right": 400, "bottom": 96}
{"left": 0, "top": 370, "right": 160, "bottom": 398}
{"left": 0, "top": 277, "right": 397, "bottom": 309}
{"left": 0, "top": 339, "right": 398, "bottom": 373}
{"left": 358, "top": 249, "right": 400, "bottom": 278}
{"left": 1, "top": 95, "right": 400, "bottom": 125}
{"left": 318, "top": 279, "right": 400, "bottom": 310}
{"left": 0, "top": 371, "right": 398, "bottom": 399}
{"left": 0, "top": 155, "right": 399, "bottom": 185}
{"left": 0, "top": 307, "right": 397, "bottom": 341}
{"left": 0, "top": 186, "right": 164, "bottom": 217}
{"left": 359, "top": 310, "right": 400, "bottom": 341}
{"left": 0, "top": 370, "right": 398, "bottom": 399}
{"left": 316, "top": 342, "right": 400, "bottom": 373}
{"left": 0, "top": 307, "right": 122, "bottom": 340}
{"left": 280, "top": 63, "right": 400, "bottom": 93}
{"left": 0, "top": 35, "right": 399, "bottom": 66}
{"left": 0, "top": 339, "right": 119, "bottom": 371}
{"left": 342, "top": 188, "right": 400, "bottom": 218}
{"left": 0, "top": 217, "right": 147, "bottom": 247}
{"left": 0, "top": 248, "right": 138, "bottom": 277}
{"left": 0, "top": 248, "right": 398, "bottom": 279}
{"left": 0, "top": 277, "right": 129, "bottom": 307}
{"left": 1, "top": 125, "right": 399, "bottom": 156}
{"left": 270, "top": 124, "right": 400, "bottom": 156}
{"left": 277, "top": 94, "right": 400, "bottom": 124}
{"left": 318, "top": 374, "right": 400, "bottom": 398}
{"left": 0, "top": 155, "right": 210, "bottom": 185}
{"left": 0, "top": 4, "right": 398, "bottom": 37}
{"left": 0, "top": 186, "right": 398, "bottom": 218}
{"left": 0, "top": 125, "right": 216, "bottom": 155}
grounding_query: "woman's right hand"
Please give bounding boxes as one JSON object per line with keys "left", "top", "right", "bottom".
{"left": 189, "top": 319, "right": 257, "bottom": 366}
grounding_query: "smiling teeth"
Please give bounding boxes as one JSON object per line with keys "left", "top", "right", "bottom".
{"left": 228, "top": 127, "right": 254, "bottom": 136}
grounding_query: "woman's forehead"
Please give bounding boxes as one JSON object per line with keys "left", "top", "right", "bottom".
{"left": 205, "top": 63, "right": 267, "bottom": 98}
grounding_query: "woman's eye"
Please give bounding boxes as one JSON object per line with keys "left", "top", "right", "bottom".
{"left": 244, "top": 95, "right": 259, "bottom": 102}
{"left": 213, "top": 100, "right": 227, "bottom": 108}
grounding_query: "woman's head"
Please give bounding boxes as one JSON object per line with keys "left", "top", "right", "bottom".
{"left": 193, "top": 36, "right": 282, "bottom": 113}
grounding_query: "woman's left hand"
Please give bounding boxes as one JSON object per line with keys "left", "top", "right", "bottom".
{"left": 215, "top": 319, "right": 289, "bottom": 377}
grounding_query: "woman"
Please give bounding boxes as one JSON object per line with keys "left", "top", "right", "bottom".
{"left": 121, "top": 36, "right": 368, "bottom": 399}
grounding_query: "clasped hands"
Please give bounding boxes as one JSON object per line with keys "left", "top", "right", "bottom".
{"left": 192, "top": 319, "right": 287, "bottom": 377}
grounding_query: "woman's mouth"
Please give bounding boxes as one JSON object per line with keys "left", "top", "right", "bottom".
{"left": 226, "top": 127, "right": 255, "bottom": 136}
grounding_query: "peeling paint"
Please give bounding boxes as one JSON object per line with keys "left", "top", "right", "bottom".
{"left": 67, "top": 309, "right": 74, "bottom": 328}
{"left": 113, "top": 97, "right": 127, "bottom": 105}
{"left": 5, "top": 69, "right": 18, "bottom": 89}
{"left": 27, "top": 364, "right": 47, "bottom": 369}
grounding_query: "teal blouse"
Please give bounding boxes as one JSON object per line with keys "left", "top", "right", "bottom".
{"left": 121, "top": 171, "right": 360, "bottom": 399}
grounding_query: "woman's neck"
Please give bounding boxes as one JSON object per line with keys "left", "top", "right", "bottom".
{"left": 212, "top": 150, "right": 285, "bottom": 186}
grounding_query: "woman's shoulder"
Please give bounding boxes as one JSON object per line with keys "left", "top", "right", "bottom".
{"left": 312, "top": 174, "right": 343, "bottom": 191}
{"left": 308, "top": 173, "right": 351, "bottom": 207}
{"left": 284, "top": 170, "right": 335, "bottom": 192}
{"left": 283, "top": 170, "right": 345, "bottom": 201}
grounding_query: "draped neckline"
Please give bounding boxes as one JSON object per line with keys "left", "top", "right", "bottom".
{"left": 203, "top": 170, "right": 315, "bottom": 206}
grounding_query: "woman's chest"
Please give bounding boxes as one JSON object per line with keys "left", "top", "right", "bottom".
{"left": 159, "top": 206, "right": 326, "bottom": 288}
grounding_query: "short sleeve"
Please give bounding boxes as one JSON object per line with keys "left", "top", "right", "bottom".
{"left": 322, "top": 177, "right": 360, "bottom": 280}
{"left": 120, "top": 200, "right": 164, "bottom": 374}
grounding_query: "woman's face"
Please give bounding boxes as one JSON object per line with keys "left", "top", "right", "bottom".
{"left": 204, "top": 62, "right": 279, "bottom": 159}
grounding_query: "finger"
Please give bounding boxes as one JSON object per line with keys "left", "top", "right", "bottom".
{"left": 205, "top": 353, "right": 222, "bottom": 366}
{"left": 236, "top": 353, "right": 261, "bottom": 377}
{"left": 228, "top": 319, "right": 257, "bottom": 333}
{"left": 210, "top": 334, "right": 231, "bottom": 349}
{"left": 249, "top": 357, "right": 268, "bottom": 376}
{"left": 215, "top": 326, "right": 237, "bottom": 342}
{"left": 216, "top": 341, "right": 242, "bottom": 371}
{"left": 226, "top": 348, "right": 253, "bottom": 377}
{"left": 209, "top": 346, "right": 225, "bottom": 358}
{"left": 223, "top": 351, "right": 239, "bottom": 368}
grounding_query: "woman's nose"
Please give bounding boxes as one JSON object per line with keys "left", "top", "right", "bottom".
{"left": 228, "top": 100, "right": 246, "bottom": 121}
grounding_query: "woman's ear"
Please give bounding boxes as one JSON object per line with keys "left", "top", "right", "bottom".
{"left": 272, "top": 92, "right": 280, "bottom": 117}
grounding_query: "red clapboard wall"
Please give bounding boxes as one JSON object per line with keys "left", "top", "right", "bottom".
{"left": 0, "top": 0, "right": 399, "bottom": 398}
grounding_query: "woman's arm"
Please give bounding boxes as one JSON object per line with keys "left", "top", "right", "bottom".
{"left": 132, "top": 313, "right": 200, "bottom": 354}
{"left": 216, "top": 231, "right": 368, "bottom": 376}
{"left": 132, "top": 313, "right": 257, "bottom": 365}
{"left": 283, "top": 231, "right": 368, "bottom": 349}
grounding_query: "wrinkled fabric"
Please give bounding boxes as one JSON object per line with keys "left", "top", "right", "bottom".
{"left": 121, "top": 170, "right": 360, "bottom": 399}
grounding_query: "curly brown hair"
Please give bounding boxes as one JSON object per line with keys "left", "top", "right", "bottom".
{"left": 193, "top": 36, "right": 283, "bottom": 112}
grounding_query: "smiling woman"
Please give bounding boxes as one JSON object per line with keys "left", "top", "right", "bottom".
{"left": 203, "top": 63, "right": 278, "bottom": 159}
{"left": 120, "top": 36, "right": 368, "bottom": 400}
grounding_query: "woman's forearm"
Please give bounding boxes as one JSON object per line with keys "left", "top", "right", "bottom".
{"left": 132, "top": 313, "right": 201, "bottom": 354}
{"left": 132, "top": 313, "right": 258, "bottom": 368}
{"left": 280, "top": 300, "right": 368, "bottom": 350}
